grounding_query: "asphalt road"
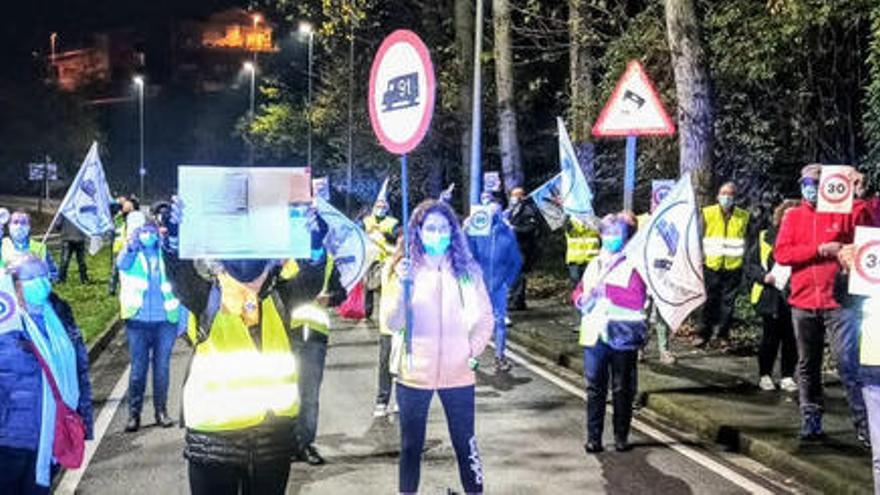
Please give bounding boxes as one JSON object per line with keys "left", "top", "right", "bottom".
{"left": 60, "top": 317, "right": 798, "bottom": 494}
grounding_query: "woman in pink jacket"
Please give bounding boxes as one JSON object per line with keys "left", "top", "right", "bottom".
{"left": 383, "top": 200, "right": 494, "bottom": 495}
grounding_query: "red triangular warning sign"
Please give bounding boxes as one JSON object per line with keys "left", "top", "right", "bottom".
{"left": 592, "top": 60, "right": 675, "bottom": 138}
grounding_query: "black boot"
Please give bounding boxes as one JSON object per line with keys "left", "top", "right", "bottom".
{"left": 125, "top": 416, "right": 140, "bottom": 433}
{"left": 155, "top": 410, "right": 174, "bottom": 428}
{"left": 301, "top": 444, "right": 325, "bottom": 465}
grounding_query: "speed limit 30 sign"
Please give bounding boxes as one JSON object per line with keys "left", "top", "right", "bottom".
{"left": 817, "top": 165, "right": 855, "bottom": 214}
{"left": 850, "top": 227, "right": 880, "bottom": 296}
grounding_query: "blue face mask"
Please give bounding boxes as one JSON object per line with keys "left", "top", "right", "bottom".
{"left": 22, "top": 277, "right": 52, "bottom": 306}
{"left": 602, "top": 235, "right": 624, "bottom": 253}
{"left": 718, "top": 195, "right": 734, "bottom": 210}
{"left": 9, "top": 225, "right": 29, "bottom": 244}
{"left": 139, "top": 232, "right": 158, "bottom": 248}
{"left": 802, "top": 184, "right": 818, "bottom": 204}
{"left": 422, "top": 231, "right": 451, "bottom": 256}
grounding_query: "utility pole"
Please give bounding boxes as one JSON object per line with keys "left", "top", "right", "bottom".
{"left": 469, "top": 0, "right": 484, "bottom": 209}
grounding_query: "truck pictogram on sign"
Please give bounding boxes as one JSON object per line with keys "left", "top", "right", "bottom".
{"left": 382, "top": 73, "right": 420, "bottom": 112}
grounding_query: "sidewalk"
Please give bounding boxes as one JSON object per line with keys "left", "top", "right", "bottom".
{"left": 506, "top": 297, "right": 873, "bottom": 495}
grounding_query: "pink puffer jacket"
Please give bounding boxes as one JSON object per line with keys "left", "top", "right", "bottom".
{"left": 383, "top": 258, "right": 494, "bottom": 390}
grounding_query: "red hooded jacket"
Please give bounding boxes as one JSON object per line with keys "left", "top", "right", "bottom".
{"left": 774, "top": 200, "right": 869, "bottom": 310}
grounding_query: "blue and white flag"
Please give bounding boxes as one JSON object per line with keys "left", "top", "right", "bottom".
{"left": 528, "top": 173, "right": 565, "bottom": 231}
{"left": 316, "top": 198, "right": 370, "bottom": 291}
{"left": 558, "top": 117, "right": 594, "bottom": 220}
{"left": 625, "top": 173, "right": 705, "bottom": 330}
{"left": 375, "top": 177, "right": 389, "bottom": 205}
{"left": 59, "top": 142, "right": 113, "bottom": 249}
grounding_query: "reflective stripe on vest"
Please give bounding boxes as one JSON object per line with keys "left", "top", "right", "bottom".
{"left": 183, "top": 296, "right": 299, "bottom": 432}
{"left": 289, "top": 256, "right": 335, "bottom": 337}
{"left": 750, "top": 230, "right": 773, "bottom": 305}
{"left": 119, "top": 252, "right": 180, "bottom": 323}
{"left": 565, "top": 219, "right": 600, "bottom": 265}
{"left": 702, "top": 204, "right": 749, "bottom": 271}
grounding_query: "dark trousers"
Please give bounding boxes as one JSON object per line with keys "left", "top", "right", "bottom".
{"left": 296, "top": 336, "right": 328, "bottom": 448}
{"left": 365, "top": 289, "right": 377, "bottom": 319}
{"left": 125, "top": 320, "right": 177, "bottom": 417}
{"left": 583, "top": 342, "right": 638, "bottom": 444}
{"left": 377, "top": 334, "right": 393, "bottom": 405}
{"left": 702, "top": 268, "right": 742, "bottom": 339}
{"left": 397, "top": 384, "right": 483, "bottom": 494}
{"left": 508, "top": 273, "right": 527, "bottom": 310}
{"left": 792, "top": 307, "right": 867, "bottom": 428}
{"left": 758, "top": 313, "right": 797, "bottom": 378}
{"left": 568, "top": 263, "right": 586, "bottom": 289}
{"left": 59, "top": 240, "right": 88, "bottom": 283}
{"left": 0, "top": 446, "right": 50, "bottom": 495}
{"left": 188, "top": 459, "right": 290, "bottom": 495}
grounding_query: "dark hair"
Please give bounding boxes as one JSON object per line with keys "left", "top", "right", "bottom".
{"left": 407, "top": 200, "right": 479, "bottom": 280}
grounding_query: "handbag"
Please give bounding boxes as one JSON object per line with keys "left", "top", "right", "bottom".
{"left": 26, "top": 341, "right": 86, "bottom": 469}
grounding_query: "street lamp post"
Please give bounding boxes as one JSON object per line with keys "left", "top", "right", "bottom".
{"left": 244, "top": 61, "right": 256, "bottom": 165}
{"left": 299, "top": 22, "right": 314, "bottom": 169}
{"left": 133, "top": 75, "right": 145, "bottom": 201}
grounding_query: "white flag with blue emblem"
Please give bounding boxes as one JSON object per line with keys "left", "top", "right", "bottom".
{"left": 0, "top": 274, "right": 24, "bottom": 335}
{"left": 59, "top": 142, "right": 114, "bottom": 253}
{"left": 558, "top": 117, "right": 594, "bottom": 220}
{"left": 315, "top": 198, "right": 370, "bottom": 291}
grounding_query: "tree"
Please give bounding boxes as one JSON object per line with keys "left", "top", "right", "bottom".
{"left": 664, "top": 0, "right": 714, "bottom": 202}
{"left": 455, "top": 0, "right": 475, "bottom": 206}
{"left": 863, "top": 3, "right": 880, "bottom": 176}
{"left": 568, "top": 0, "right": 594, "bottom": 143}
{"left": 493, "top": 0, "right": 524, "bottom": 190}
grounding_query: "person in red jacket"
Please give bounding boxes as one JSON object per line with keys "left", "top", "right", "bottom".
{"left": 775, "top": 164, "right": 871, "bottom": 444}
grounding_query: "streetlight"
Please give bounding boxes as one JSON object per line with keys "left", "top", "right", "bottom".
{"left": 243, "top": 61, "right": 256, "bottom": 165}
{"left": 298, "top": 21, "right": 314, "bottom": 169}
{"left": 133, "top": 75, "right": 145, "bottom": 201}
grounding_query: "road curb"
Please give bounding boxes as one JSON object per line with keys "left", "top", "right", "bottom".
{"left": 87, "top": 315, "right": 122, "bottom": 363}
{"left": 506, "top": 329, "right": 867, "bottom": 495}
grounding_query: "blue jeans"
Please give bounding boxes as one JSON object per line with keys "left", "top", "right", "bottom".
{"left": 125, "top": 320, "right": 176, "bottom": 417}
{"left": 863, "top": 385, "right": 880, "bottom": 494}
{"left": 583, "top": 342, "right": 637, "bottom": 445}
{"left": 490, "top": 287, "right": 508, "bottom": 359}
{"left": 296, "top": 336, "right": 328, "bottom": 447}
{"left": 397, "top": 384, "right": 483, "bottom": 494}
{"left": 0, "top": 446, "right": 50, "bottom": 495}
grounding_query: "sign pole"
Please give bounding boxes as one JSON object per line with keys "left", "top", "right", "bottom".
{"left": 400, "top": 153, "right": 414, "bottom": 364}
{"left": 623, "top": 135, "right": 637, "bottom": 211}
{"left": 469, "top": 0, "right": 484, "bottom": 210}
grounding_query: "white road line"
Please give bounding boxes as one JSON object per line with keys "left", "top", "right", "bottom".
{"left": 56, "top": 365, "right": 131, "bottom": 495}
{"left": 501, "top": 343, "right": 774, "bottom": 495}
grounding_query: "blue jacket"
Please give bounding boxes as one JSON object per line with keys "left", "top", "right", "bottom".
{"left": 0, "top": 294, "right": 94, "bottom": 451}
{"left": 467, "top": 214, "right": 522, "bottom": 294}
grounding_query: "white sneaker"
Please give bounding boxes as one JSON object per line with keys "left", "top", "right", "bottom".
{"left": 780, "top": 377, "right": 798, "bottom": 392}
{"left": 373, "top": 404, "right": 387, "bottom": 417}
{"left": 505, "top": 317, "right": 513, "bottom": 327}
{"left": 388, "top": 402, "right": 399, "bottom": 414}
{"left": 759, "top": 375, "right": 776, "bottom": 391}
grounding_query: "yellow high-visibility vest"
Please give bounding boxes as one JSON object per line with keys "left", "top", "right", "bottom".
{"left": 283, "top": 256, "right": 336, "bottom": 337}
{"left": 119, "top": 252, "right": 180, "bottom": 323}
{"left": 364, "top": 215, "right": 398, "bottom": 261}
{"left": 565, "top": 218, "right": 600, "bottom": 265}
{"left": 183, "top": 296, "right": 299, "bottom": 432}
{"left": 750, "top": 230, "right": 773, "bottom": 304}
{"left": 1, "top": 238, "right": 48, "bottom": 266}
{"left": 702, "top": 204, "right": 749, "bottom": 271}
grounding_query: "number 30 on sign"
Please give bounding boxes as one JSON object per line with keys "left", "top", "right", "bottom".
{"left": 850, "top": 226, "right": 880, "bottom": 296}
{"left": 817, "top": 165, "right": 855, "bottom": 214}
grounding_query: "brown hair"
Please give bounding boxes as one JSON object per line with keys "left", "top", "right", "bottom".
{"left": 407, "top": 200, "right": 478, "bottom": 280}
{"left": 772, "top": 199, "right": 800, "bottom": 227}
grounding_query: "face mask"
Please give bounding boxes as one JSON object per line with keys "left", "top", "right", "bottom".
{"left": 509, "top": 197, "right": 520, "bottom": 207}
{"left": 22, "top": 277, "right": 52, "bottom": 306}
{"left": 139, "top": 232, "right": 158, "bottom": 248}
{"left": 602, "top": 235, "right": 624, "bottom": 253}
{"left": 222, "top": 259, "right": 270, "bottom": 283}
{"left": 9, "top": 225, "right": 29, "bottom": 243}
{"left": 374, "top": 208, "right": 387, "bottom": 218}
{"left": 718, "top": 195, "right": 734, "bottom": 210}
{"left": 422, "top": 231, "right": 451, "bottom": 256}
{"left": 801, "top": 184, "right": 818, "bottom": 204}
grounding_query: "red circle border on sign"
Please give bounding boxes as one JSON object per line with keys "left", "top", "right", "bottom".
{"left": 855, "top": 239, "right": 880, "bottom": 285}
{"left": 368, "top": 30, "right": 436, "bottom": 155}
{"left": 819, "top": 173, "right": 851, "bottom": 205}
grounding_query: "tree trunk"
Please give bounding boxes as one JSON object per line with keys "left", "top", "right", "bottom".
{"left": 664, "top": 0, "right": 715, "bottom": 203}
{"left": 455, "top": 0, "right": 475, "bottom": 206}
{"left": 569, "top": 0, "right": 594, "bottom": 143}
{"left": 493, "top": 0, "right": 524, "bottom": 191}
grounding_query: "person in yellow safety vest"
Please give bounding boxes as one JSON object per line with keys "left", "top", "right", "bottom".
{"left": 565, "top": 215, "right": 600, "bottom": 289}
{"left": 744, "top": 200, "right": 799, "bottom": 393}
{"left": 109, "top": 199, "right": 134, "bottom": 296}
{"left": 1, "top": 211, "right": 59, "bottom": 281}
{"left": 276, "top": 208, "right": 346, "bottom": 466}
{"left": 116, "top": 219, "right": 180, "bottom": 432}
{"left": 696, "top": 181, "right": 750, "bottom": 348}
{"left": 360, "top": 199, "right": 401, "bottom": 319}
{"left": 163, "top": 197, "right": 325, "bottom": 495}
